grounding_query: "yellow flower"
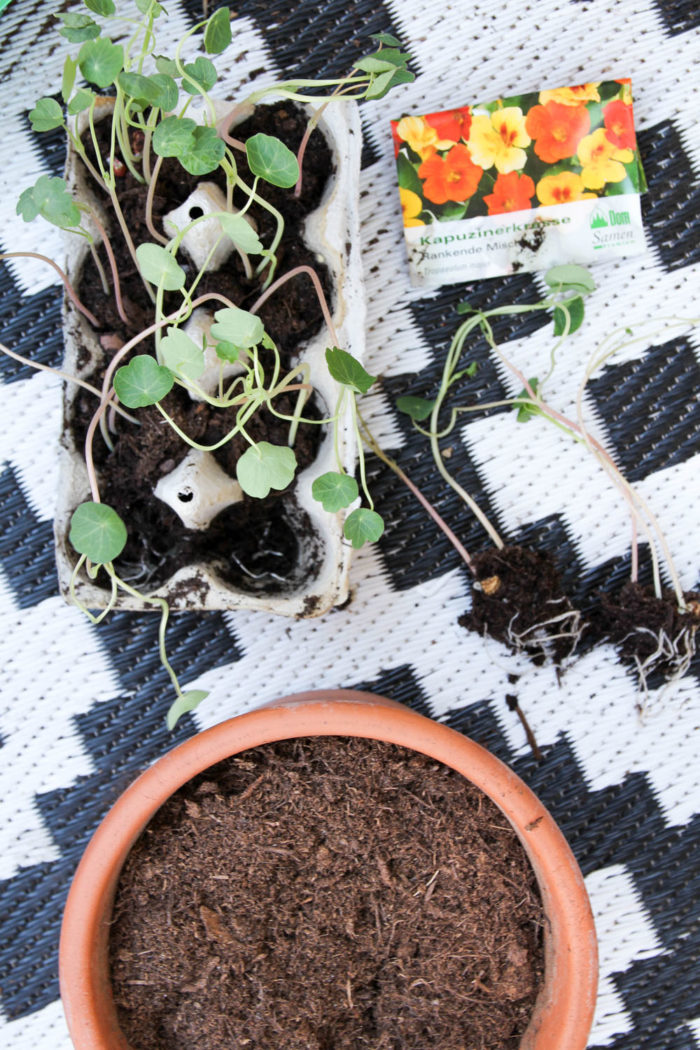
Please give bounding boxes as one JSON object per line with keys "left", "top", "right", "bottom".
{"left": 399, "top": 187, "right": 424, "bottom": 227}
{"left": 539, "top": 83, "right": 600, "bottom": 107}
{"left": 467, "top": 108, "right": 530, "bottom": 174}
{"left": 536, "top": 171, "right": 597, "bottom": 205}
{"left": 395, "top": 116, "right": 451, "bottom": 159}
{"left": 578, "top": 128, "right": 634, "bottom": 189}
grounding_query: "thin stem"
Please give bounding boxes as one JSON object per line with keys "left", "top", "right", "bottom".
{"left": 145, "top": 154, "right": 169, "bottom": 245}
{"left": 251, "top": 265, "right": 339, "bottom": 346}
{"left": 0, "top": 252, "right": 99, "bottom": 328}
{"left": 87, "top": 209, "right": 129, "bottom": 326}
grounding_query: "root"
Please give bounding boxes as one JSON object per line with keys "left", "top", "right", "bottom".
{"left": 504, "top": 602, "right": 585, "bottom": 665}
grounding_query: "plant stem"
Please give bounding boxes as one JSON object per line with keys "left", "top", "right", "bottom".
{"left": 0, "top": 252, "right": 99, "bottom": 327}
{"left": 87, "top": 209, "right": 129, "bottom": 326}
{"left": 250, "top": 265, "right": 339, "bottom": 346}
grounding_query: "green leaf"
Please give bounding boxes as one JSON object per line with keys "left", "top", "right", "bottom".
{"left": 365, "top": 69, "right": 396, "bottom": 100}
{"left": 344, "top": 507, "right": 385, "bottom": 548}
{"left": 152, "top": 114, "right": 196, "bottom": 157}
{"left": 155, "top": 55, "right": 179, "bottom": 76}
{"left": 211, "top": 305, "right": 264, "bottom": 349}
{"left": 29, "top": 98, "right": 64, "bottom": 132}
{"left": 355, "top": 56, "right": 398, "bottom": 74}
{"left": 182, "top": 56, "right": 217, "bottom": 95}
{"left": 67, "top": 89, "right": 95, "bottom": 116}
{"left": 17, "top": 175, "right": 81, "bottom": 228}
{"left": 219, "top": 212, "right": 263, "bottom": 254}
{"left": 236, "top": 442, "right": 297, "bottom": 499}
{"left": 204, "top": 6, "right": 232, "bottom": 53}
{"left": 396, "top": 395, "right": 435, "bottom": 421}
{"left": 515, "top": 378, "right": 542, "bottom": 423}
{"left": 396, "top": 153, "right": 423, "bottom": 195}
{"left": 369, "top": 32, "right": 401, "bottom": 46}
{"left": 135, "top": 0, "right": 164, "bottom": 12}
{"left": 135, "top": 242, "right": 186, "bottom": 290}
{"left": 453, "top": 361, "right": 478, "bottom": 381}
{"left": 441, "top": 201, "right": 467, "bottom": 221}
{"left": 78, "top": 37, "right": 124, "bottom": 88}
{"left": 84, "top": 0, "right": 116, "bottom": 13}
{"left": 368, "top": 68, "right": 414, "bottom": 100}
{"left": 118, "top": 71, "right": 160, "bottom": 104}
{"left": 160, "top": 329, "right": 206, "bottom": 382}
{"left": 178, "top": 125, "right": 225, "bottom": 176}
{"left": 149, "top": 73, "right": 178, "bottom": 111}
{"left": 62, "top": 56, "right": 78, "bottom": 103}
{"left": 553, "top": 295, "right": 585, "bottom": 337}
{"left": 69, "top": 501, "right": 127, "bottom": 564}
{"left": 114, "top": 355, "right": 174, "bottom": 408}
{"left": 246, "top": 133, "right": 299, "bottom": 188}
{"left": 325, "top": 347, "right": 376, "bottom": 394}
{"left": 167, "top": 689, "right": 209, "bottom": 730}
{"left": 545, "top": 264, "right": 596, "bottom": 295}
{"left": 311, "top": 472, "right": 359, "bottom": 512}
{"left": 214, "top": 340, "right": 239, "bottom": 363}
{"left": 57, "top": 12, "right": 100, "bottom": 43}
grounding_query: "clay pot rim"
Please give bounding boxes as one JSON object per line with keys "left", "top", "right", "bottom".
{"left": 59, "top": 690, "right": 598, "bottom": 1050}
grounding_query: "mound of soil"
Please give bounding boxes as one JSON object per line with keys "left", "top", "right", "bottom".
{"left": 598, "top": 581, "right": 700, "bottom": 679}
{"left": 460, "top": 545, "right": 583, "bottom": 665}
{"left": 110, "top": 737, "right": 545, "bottom": 1050}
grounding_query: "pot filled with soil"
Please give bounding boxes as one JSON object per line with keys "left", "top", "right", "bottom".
{"left": 59, "top": 690, "right": 598, "bottom": 1050}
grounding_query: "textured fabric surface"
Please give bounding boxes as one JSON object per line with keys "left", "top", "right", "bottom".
{"left": 0, "top": 1, "right": 698, "bottom": 1048}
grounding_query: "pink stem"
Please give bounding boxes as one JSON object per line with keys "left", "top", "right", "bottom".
{"left": 1, "top": 252, "right": 99, "bottom": 328}
{"left": 251, "top": 265, "right": 338, "bottom": 346}
{"left": 216, "top": 106, "right": 248, "bottom": 152}
{"left": 88, "top": 210, "right": 129, "bottom": 326}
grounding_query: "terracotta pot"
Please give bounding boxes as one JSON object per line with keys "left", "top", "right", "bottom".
{"left": 59, "top": 691, "right": 598, "bottom": 1050}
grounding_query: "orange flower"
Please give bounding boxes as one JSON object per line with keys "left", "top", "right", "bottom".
{"left": 578, "top": 128, "right": 634, "bottom": 189}
{"left": 425, "top": 106, "right": 472, "bottom": 145}
{"left": 536, "top": 172, "right": 596, "bottom": 205}
{"left": 418, "top": 144, "right": 483, "bottom": 205}
{"left": 538, "top": 83, "right": 600, "bottom": 107}
{"left": 603, "top": 99, "right": 636, "bottom": 150}
{"left": 525, "top": 101, "right": 591, "bottom": 163}
{"left": 483, "top": 171, "right": 535, "bottom": 214}
{"left": 399, "top": 188, "right": 424, "bottom": 227}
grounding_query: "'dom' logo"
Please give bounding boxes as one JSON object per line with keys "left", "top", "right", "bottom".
{"left": 590, "top": 208, "right": 609, "bottom": 230}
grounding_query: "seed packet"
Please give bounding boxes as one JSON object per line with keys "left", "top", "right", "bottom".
{"left": 391, "top": 79, "right": 647, "bottom": 287}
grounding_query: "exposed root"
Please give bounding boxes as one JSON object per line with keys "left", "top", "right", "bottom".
{"left": 504, "top": 603, "right": 586, "bottom": 666}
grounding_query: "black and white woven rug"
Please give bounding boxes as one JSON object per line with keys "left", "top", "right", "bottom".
{"left": 0, "top": 1, "right": 698, "bottom": 1047}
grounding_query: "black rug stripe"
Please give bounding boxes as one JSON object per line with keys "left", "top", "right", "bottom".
{"left": 651, "top": 0, "right": 700, "bottom": 35}
{"left": 586, "top": 335, "right": 700, "bottom": 484}
{"left": 640, "top": 119, "right": 700, "bottom": 273}
{"left": 22, "top": 105, "right": 66, "bottom": 178}
{"left": 0, "top": 256, "right": 63, "bottom": 383}
{"left": 349, "top": 664, "right": 434, "bottom": 718}
{"left": 0, "top": 464, "right": 57, "bottom": 608}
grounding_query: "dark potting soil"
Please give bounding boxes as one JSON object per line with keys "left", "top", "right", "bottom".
{"left": 110, "top": 737, "right": 545, "bottom": 1050}
{"left": 460, "top": 545, "right": 583, "bottom": 665}
{"left": 71, "top": 103, "right": 333, "bottom": 593}
{"left": 597, "top": 581, "right": 700, "bottom": 679}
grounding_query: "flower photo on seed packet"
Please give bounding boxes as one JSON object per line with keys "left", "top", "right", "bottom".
{"left": 391, "top": 80, "right": 647, "bottom": 225}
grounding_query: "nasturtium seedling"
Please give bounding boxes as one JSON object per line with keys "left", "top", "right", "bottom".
{"left": 160, "top": 329, "right": 206, "bottom": 382}
{"left": 214, "top": 340, "right": 240, "bottom": 364}
{"left": 236, "top": 442, "right": 296, "bottom": 499}
{"left": 344, "top": 507, "right": 385, "bottom": 548}
{"left": 311, "top": 472, "right": 359, "bottom": 512}
{"left": 181, "top": 56, "right": 217, "bottom": 95}
{"left": 219, "top": 213, "right": 263, "bottom": 255}
{"left": 167, "top": 689, "right": 210, "bottom": 731}
{"left": 152, "top": 115, "right": 196, "bottom": 156}
{"left": 246, "top": 134, "right": 299, "bottom": 189}
{"left": 553, "top": 295, "right": 585, "bottom": 336}
{"left": 204, "top": 7, "right": 232, "bottom": 54}
{"left": 135, "top": 242, "right": 186, "bottom": 290}
{"left": 325, "top": 347, "right": 377, "bottom": 395}
{"left": 514, "top": 378, "right": 543, "bottom": 423}
{"left": 114, "top": 355, "right": 174, "bottom": 408}
{"left": 69, "top": 501, "right": 127, "bottom": 564}
{"left": 57, "top": 12, "right": 100, "bottom": 44}
{"left": 211, "top": 306, "right": 264, "bottom": 349}
{"left": 118, "top": 71, "right": 162, "bottom": 106}
{"left": 396, "top": 395, "right": 435, "bottom": 421}
{"left": 67, "top": 89, "right": 96, "bottom": 116}
{"left": 148, "top": 73, "right": 178, "bottom": 112}
{"left": 545, "top": 264, "right": 596, "bottom": 296}
{"left": 29, "top": 98, "right": 64, "bottom": 132}
{"left": 78, "top": 37, "right": 124, "bottom": 88}
{"left": 178, "top": 126, "right": 225, "bottom": 176}
{"left": 17, "top": 175, "right": 81, "bottom": 229}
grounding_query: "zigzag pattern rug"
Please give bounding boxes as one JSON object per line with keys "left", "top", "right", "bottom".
{"left": 0, "top": 1, "right": 698, "bottom": 1047}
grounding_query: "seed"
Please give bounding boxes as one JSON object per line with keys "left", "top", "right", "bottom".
{"left": 480, "top": 575, "right": 501, "bottom": 595}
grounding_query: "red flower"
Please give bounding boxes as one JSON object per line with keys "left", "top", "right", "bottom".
{"left": 525, "top": 101, "right": 590, "bottom": 163}
{"left": 425, "top": 106, "right": 472, "bottom": 144}
{"left": 418, "top": 144, "right": 483, "bottom": 205}
{"left": 603, "top": 99, "right": 636, "bottom": 150}
{"left": 483, "top": 171, "right": 535, "bottom": 215}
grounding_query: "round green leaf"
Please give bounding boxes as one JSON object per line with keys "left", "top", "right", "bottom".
{"left": 152, "top": 115, "right": 196, "bottom": 157}
{"left": 69, "top": 501, "right": 127, "bottom": 564}
{"left": 167, "top": 689, "right": 209, "bottom": 730}
{"left": 343, "top": 507, "right": 385, "bottom": 548}
{"left": 149, "top": 73, "right": 178, "bottom": 111}
{"left": 114, "top": 355, "right": 174, "bottom": 408}
{"left": 57, "top": 12, "right": 100, "bottom": 43}
{"left": 204, "top": 7, "right": 232, "bottom": 53}
{"left": 118, "top": 71, "right": 160, "bottom": 105}
{"left": 211, "top": 306, "right": 264, "bottom": 349}
{"left": 16, "top": 175, "right": 81, "bottom": 229}
{"left": 246, "top": 133, "right": 299, "bottom": 188}
{"left": 67, "top": 89, "right": 95, "bottom": 116}
{"left": 182, "top": 56, "right": 217, "bottom": 95}
{"left": 135, "top": 242, "right": 186, "bottom": 290}
{"left": 84, "top": 0, "right": 116, "bottom": 14}
{"left": 311, "top": 472, "right": 359, "bottom": 512}
{"left": 160, "top": 328, "right": 206, "bottom": 382}
{"left": 29, "top": 98, "right": 64, "bottom": 132}
{"left": 78, "top": 37, "right": 124, "bottom": 89}
{"left": 544, "top": 265, "right": 596, "bottom": 295}
{"left": 236, "top": 442, "right": 296, "bottom": 499}
{"left": 219, "top": 212, "right": 263, "bottom": 255}
{"left": 396, "top": 395, "right": 435, "bottom": 422}
{"left": 178, "top": 125, "right": 225, "bottom": 176}
{"left": 214, "top": 340, "right": 239, "bottom": 363}
{"left": 325, "top": 346, "right": 376, "bottom": 394}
